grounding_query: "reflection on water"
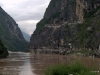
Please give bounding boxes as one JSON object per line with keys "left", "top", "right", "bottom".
{"left": 19, "top": 59, "right": 34, "bottom": 75}
{"left": 0, "top": 53, "right": 35, "bottom": 75}
{"left": 0, "top": 53, "right": 100, "bottom": 75}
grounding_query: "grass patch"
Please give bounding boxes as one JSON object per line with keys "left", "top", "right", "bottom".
{"left": 45, "top": 62, "right": 98, "bottom": 75}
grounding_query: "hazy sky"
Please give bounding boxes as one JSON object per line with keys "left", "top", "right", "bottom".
{"left": 0, "top": 0, "right": 50, "bottom": 35}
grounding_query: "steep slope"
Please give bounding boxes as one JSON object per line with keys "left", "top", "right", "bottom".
{"left": 29, "top": 0, "right": 100, "bottom": 53}
{"left": 0, "top": 39, "right": 8, "bottom": 58}
{"left": 0, "top": 7, "right": 28, "bottom": 52}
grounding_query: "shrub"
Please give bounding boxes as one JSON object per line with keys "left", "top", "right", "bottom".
{"left": 45, "top": 62, "right": 97, "bottom": 75}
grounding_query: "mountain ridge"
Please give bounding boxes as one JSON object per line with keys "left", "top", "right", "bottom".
{"left": 0, "top": 6, "right": 28, "bottom": 52}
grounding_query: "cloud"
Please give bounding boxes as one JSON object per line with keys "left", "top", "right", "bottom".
{"left": 0, "top": 0, "right": 50, "bottom": 35}
{"left": 17, "top": 20, "right": 39, "bottom": 35}
{"left": 2, "top": 0, "right": 50, "bottom": 21}
{"left": 0, "top": 2, "right": 4, "bottom": 6}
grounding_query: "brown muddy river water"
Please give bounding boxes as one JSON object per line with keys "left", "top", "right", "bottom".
{"left": 0, "top": 52, "right": 100, "bottom": 75}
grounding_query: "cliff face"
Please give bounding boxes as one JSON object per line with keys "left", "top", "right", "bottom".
{"left": 44, "top": 0, "right": 100, "bottom": 23}
{"left": 29, "top": 0, "right": 100, "bottom": 52}
{"left": 0, "top": 7, "right": 28, "bottom": 52}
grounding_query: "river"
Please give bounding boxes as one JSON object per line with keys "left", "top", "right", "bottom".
{"left": 0, "top": 52, "right": 100, "bottom": 75}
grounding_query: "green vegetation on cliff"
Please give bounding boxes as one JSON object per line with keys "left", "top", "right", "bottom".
{"left": 74, "top": 6, "right": 100, "bottom": 49}
{"left": 0, "top": 39, "right": 8, "bottom": 58}
{"left": 62, "top": 6, "right": 100, "bottom": 50}
{"left": 36, "top": 11, "right": 61, "bottom": 31}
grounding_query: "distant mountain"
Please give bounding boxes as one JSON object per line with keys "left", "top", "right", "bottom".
{"left": 22, "top": 31, "right": 30, "bottom": 42}
{"left": 0, "top": 6, "right": 28, "bottom": 52}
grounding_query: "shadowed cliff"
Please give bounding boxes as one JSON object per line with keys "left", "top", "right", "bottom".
{"left": 0, "top": 6, "right": 28, "bottom": 52}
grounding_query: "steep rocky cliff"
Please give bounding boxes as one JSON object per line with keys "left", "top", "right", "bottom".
{"left": 29, "top": 0, "right": 100, "bottom": 54}
{"left": 0, "top": 7, "right": 28, "bottom": 52}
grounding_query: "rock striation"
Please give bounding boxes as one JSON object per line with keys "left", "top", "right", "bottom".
{"left": 29, "top": 0, "right": 100, "bottom": 54}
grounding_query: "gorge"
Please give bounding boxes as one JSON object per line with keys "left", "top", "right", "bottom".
{"left": 0, "top": 0, "right": 100, "bottom": 75}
